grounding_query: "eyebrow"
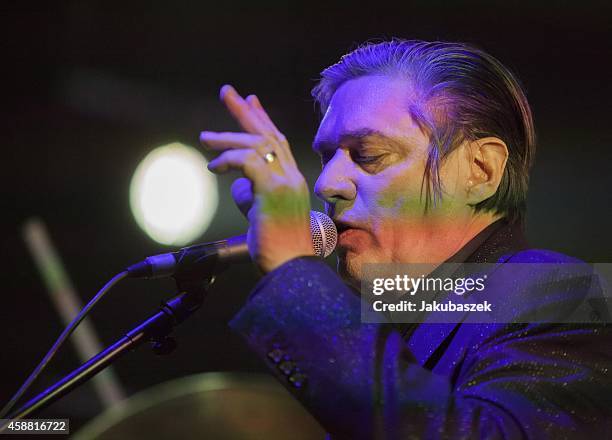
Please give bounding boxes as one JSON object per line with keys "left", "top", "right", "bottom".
{"left": 312, "top": 128, "right": 408, "bottom": 154}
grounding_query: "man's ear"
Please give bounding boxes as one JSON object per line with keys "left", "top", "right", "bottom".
{"left": 465, "top": 137, "right": 508, "bottom": 205}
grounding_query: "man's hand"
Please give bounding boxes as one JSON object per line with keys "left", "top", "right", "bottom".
{"left": 200, "top": 85, "right": 313, "bottom": 273}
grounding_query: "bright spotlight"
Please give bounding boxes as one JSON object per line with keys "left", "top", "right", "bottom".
{"left": 130, "top": 142, "right": 218, "bottom": 246}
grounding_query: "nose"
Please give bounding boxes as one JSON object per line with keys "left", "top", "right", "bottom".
{"left": 314, "top": 149, "right": 357, "bottom": 205}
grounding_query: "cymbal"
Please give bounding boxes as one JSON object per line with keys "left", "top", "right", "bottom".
{"left": 74, "top": 372, "right": 326, "bottom": 440}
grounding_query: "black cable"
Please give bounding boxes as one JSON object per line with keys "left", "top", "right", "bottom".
{"left": 0, "top": 270, "right": 128, "bottom": 418}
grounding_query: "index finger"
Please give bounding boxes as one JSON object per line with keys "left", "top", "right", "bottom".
{"left": 220, "top": 84, "right": 270, "bottom": 135}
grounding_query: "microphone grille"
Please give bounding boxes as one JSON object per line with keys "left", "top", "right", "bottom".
{"left": 310, "top": 211, "right": 337, "bottom": 258}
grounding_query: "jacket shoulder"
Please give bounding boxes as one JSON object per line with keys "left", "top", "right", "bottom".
{"left": 505, "top": 248, "right": 585, "bottom": 264}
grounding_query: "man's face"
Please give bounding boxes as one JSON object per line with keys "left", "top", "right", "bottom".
{"left": 313, "top": 75, "right": 474, "bottom": 286}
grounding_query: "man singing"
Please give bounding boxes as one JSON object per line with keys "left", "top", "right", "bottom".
{"left": 200, "top": 40, "right": 612, "bottom": 439}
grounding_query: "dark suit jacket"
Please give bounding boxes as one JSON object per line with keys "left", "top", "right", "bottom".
{"left": 230, "top": 221, "right": 612, "bottom": 439}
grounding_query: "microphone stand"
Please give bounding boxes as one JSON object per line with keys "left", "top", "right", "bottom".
{"left": 5, "top": 275, "right": 212, "bottom": 421}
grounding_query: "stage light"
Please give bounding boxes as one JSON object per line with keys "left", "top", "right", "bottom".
{"left": 130, "top": 142, "right": 218, "bottom": 246}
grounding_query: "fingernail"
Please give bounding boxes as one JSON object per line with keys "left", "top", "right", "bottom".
{"left": 199, "top": 131, "right": 211, "bottom": 145}
{"left": 220, "top": 84, "right": 235, "bottom": 100}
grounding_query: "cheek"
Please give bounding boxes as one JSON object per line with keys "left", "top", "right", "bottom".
{"left": 366, "top": 164, "right": 426, "bottom": 218}
{"left": 353, "top": 169, "right": 426, "bottom": 248}
{"left": 369, "top": 157, "right": 468, "bottom": 222}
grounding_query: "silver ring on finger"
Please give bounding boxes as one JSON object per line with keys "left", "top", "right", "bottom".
{"left": 261, "top": 150, "right": 277, "bottom": 164}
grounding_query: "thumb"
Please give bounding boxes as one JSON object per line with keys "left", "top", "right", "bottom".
{"left": 231, "top": 177, "right": 254, "bottom": 218}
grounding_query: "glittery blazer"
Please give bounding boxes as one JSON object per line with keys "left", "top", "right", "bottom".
{"left": 229, "top": 221, "right": 612, "bottom": 439}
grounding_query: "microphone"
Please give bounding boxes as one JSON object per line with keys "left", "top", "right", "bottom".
{"left": 126, "top": 211, "right": 337, "bottom": 279}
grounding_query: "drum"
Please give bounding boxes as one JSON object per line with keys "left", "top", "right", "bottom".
{"left": 74, "top": 372, "right": 326, "bottom": 440}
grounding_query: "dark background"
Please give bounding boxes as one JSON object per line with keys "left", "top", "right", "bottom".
{"left": 1, "top": 0, "right": 611, "bottom": 432}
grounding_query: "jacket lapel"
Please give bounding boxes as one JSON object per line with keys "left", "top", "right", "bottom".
{"left": 399, "top": 220, "right": 529, "bottom": 368}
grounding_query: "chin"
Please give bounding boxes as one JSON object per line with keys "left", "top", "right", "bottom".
{"left": 336, "top": 251, "right": 368, "bottom": 290}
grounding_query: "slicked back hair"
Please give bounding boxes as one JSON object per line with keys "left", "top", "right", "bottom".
{"left": 312, "top": 40, "right": 535, "bottom": 224}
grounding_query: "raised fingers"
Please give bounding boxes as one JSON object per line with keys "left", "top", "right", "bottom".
{"left": 207, "top": 148, "right": 270, "bottom": 189}
{"left": 200, "top": 131, "right": 264, "bottom": 152}
{"left": 245, "top": 95, "right": 280, "bottom": 135}
{"left": 220, "top": 85, "right": 270, "bottom": 135}
{"left": 245, "top": 95, "right": 295, "bottom": 165}
{"left": 200, "top": 130, "right": 283, "bottom": 174}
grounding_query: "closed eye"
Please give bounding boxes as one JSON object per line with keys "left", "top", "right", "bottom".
{"left": 352, "top": 153, "right": 384, "bottom": 164}
{"left": 350, "top": 150, "right": 388, "bottom": 173}
{"left": 319, "top": 149, "right": 383, "bottom": 167}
